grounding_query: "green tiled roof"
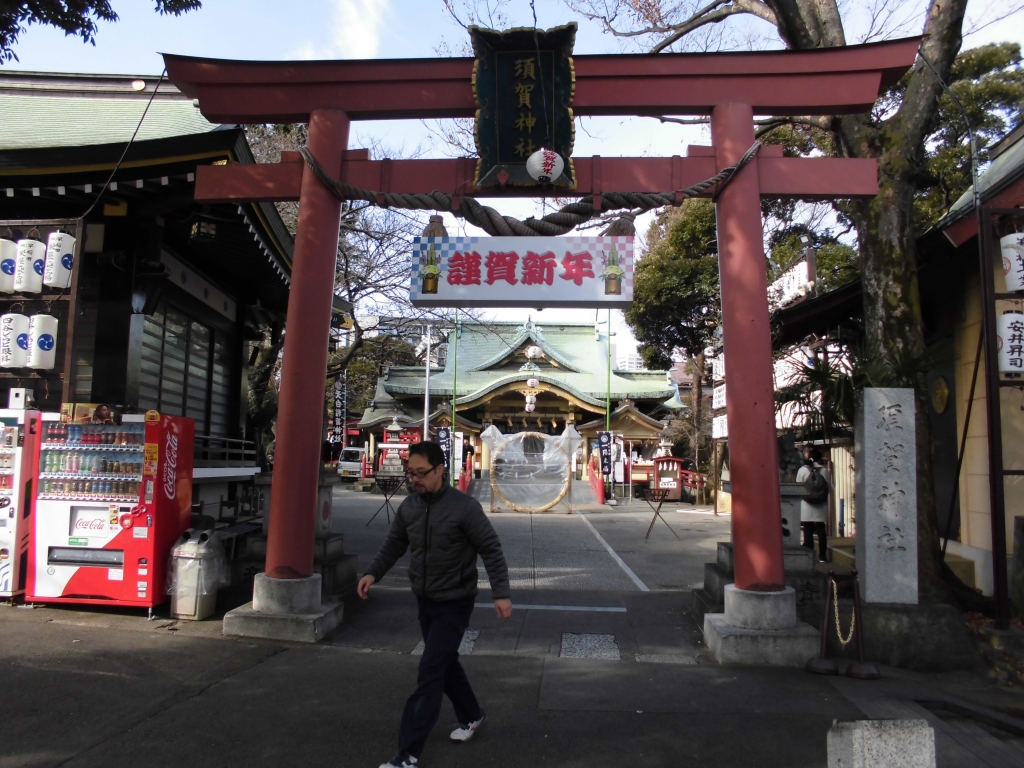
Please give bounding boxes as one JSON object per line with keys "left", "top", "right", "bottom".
{"left": 0, "top": 93, "right": 219, "bottom": 150}
{"left": 383, "top": 321, "right": 674, "bottom": 404}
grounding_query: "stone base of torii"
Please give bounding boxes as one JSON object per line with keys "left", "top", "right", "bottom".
{"left": 163, "top": 39, "right": 919, "bottom": 654}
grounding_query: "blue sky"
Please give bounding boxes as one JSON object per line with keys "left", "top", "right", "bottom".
{"left": 5, "top": 0, "right": 1022, "bottom": 347}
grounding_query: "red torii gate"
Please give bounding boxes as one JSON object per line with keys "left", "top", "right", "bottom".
{"left": 163, "top": 38, "right": 918, "bottom": 601}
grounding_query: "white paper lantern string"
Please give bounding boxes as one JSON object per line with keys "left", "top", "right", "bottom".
{"left": 27, "top": 314, "right": 58, "bottom": 369}
{"left": 1001, "top": 233, "right": 1024, "bottom": 293}
{"left": 44, "top": 231, "right": 75, "bottom": 289}
{"left": 997, "top": 310, "right": 1024, "bottom": 376}
{"left": 14, "top": 233, "right": 45, "bottom": 293}
{"left": 0, "top": 313, "right": 30, "bottom": 368}
{"left": 525, "top": 148, "right": 565, "bottom": 184}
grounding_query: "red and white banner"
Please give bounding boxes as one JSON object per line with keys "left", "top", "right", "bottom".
{"left": 409, "top": 236, "right": 633, "bottom": 308}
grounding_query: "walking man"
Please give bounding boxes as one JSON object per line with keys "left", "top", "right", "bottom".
{"left": 358, "top": 441, "right": 512, "bottom": 768}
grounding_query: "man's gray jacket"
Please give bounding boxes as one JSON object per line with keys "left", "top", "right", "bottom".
{"left": 365, "top": 484, "right": 511, "bottom": 601}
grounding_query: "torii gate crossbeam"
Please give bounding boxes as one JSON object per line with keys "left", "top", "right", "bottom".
{"left": 163, "top": 37, "right": 918, "bottom": 606}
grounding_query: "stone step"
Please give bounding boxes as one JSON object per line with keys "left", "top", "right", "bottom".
{"left": 704, "top": 562, "right": 734, "bottom": 605}
{"left": 715, "top": 542, "right": 817, "bottom": 575}
{"left": 691, "top": 588, "right": 722, "bottom": 625}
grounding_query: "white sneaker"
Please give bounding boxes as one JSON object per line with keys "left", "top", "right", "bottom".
{"left": 450, "top": 712, "right": 487, "bottom": 742}
{"left": 379, "top": 754, "right": 417, "bottom": 768}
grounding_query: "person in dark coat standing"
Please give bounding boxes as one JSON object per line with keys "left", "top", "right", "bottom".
{"left": 359, "top": 441, "right": 512, "bottom": 768}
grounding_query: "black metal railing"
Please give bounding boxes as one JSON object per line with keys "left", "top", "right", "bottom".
{"left": 193, "top": 435, "right": 257, "bottom": 468}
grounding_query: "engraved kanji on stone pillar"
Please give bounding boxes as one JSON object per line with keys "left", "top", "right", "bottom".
{"left": 856, "top": 388, "right": 918, "bottom": 604}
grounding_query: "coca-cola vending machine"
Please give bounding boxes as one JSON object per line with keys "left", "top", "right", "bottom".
{"left": 28, "top": 411, "right": 193, "bottom": 612}
{"left": 0, "top": 406, "right": 42, "bottom": 599}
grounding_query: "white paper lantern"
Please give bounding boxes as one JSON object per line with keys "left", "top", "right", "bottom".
{"left": 0, "top": 313, "right": 29, "bottom": 368}
{"left": 997, "top": 310, "right": 1024, "bottom": 375}
{"left": 44, "top": 231, "right": 75, "bottom": 289}
{"left": 524, "top": 403, "right": 536, "bottom": 413}
{"left": 524, "top": 395, "right": 537, "bottom": 405}
{"left": 525, "top": 148, "right": 564, "bottom": 184}
{"left": 0, "top": 236, "right": 16, "bottom": 294}
{"left": 1002, "top": 233, "right": 1024, "bottom": 293}
{"left": 526, "top": 377, "right": 539, "bottom": 388}
{"left": 27, "top": 314, "right": 58, "bottom": 369}
{"left": 525, "top": 345, "right": 542, "bottom": 359}
{"left": 14, "top": 237, "right": 45, "bottom": 293}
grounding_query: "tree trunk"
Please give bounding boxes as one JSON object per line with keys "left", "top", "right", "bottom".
{"left": 768, "top": 0, "right": 969, "bottom": 602}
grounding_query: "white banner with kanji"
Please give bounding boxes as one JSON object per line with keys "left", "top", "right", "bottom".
{"left": 409, "top": 236, "right": 634, "bottom": 308}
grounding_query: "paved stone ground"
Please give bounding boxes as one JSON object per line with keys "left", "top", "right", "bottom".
{"left": 3, "top": 483, "right": 1023, "bottom": 767}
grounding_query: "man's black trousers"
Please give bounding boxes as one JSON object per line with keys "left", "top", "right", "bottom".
{"left": 398, "top": 595, "right": 482, "bottom": 758}
{"left": 801, "top": 521, "right": 828, "bottom": 561}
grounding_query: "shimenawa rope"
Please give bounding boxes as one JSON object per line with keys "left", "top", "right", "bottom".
{"left": 298, "top": 142, "right": 762, "bottom": 237}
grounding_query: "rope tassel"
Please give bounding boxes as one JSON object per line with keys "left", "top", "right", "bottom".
{"left": 298, "top": 143, "right": 762, "bottom": 236}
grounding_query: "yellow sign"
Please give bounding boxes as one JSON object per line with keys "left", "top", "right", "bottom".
{"left": 144, "top": 443, "right": 159, "bottom": 476}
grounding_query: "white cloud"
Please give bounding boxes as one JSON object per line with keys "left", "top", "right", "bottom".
{"left": 287, "top": 0, "right": 388, "bottom": 60}
{"left": 331, "top": 0, "right": 388, "bottom": 59}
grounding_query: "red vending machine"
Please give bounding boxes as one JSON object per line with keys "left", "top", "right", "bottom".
{"left": 0, "top": 407, "right": 41, "bottom": 599}
{"left": 28, "top": 411, "right": 194, "bottom": 612}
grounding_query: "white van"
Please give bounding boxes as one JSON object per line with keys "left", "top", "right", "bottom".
{"left": 337, "top": 446, "right": 366, "bottom": 481}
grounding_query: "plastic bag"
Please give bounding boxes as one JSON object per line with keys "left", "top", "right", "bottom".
{"left": 166, "top": 530, "right": 232, "bottom": 595}
{"left": 481, "top": 425, "right": 582, "bottom": 512}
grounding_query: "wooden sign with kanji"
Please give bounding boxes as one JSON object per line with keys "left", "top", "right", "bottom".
{"left": 471, "top": 23, "right": 576, "bottom": 188}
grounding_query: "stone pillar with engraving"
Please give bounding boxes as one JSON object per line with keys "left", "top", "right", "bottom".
{"left": 856, "top": 388, "right": 918, "bottom": 604}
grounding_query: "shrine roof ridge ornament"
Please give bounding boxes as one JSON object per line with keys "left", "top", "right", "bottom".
{"left": 161, "top": 36, "right": 920, "bottom": 124}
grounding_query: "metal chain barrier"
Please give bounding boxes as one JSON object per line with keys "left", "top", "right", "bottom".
{"left": 298, "top": 142, "right": 762, "bottom": 236}
{"left": 832, "top": 580, "right": 856, "bottom": 647}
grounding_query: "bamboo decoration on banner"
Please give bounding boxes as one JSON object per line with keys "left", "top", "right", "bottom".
{"left": 806, "top": 568, "right": 880, "bottom": 679}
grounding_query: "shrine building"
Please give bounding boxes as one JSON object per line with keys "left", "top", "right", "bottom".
{"left": 357, "top": 319, "right": 677, "bottom": 474}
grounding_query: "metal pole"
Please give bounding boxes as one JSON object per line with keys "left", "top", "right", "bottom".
{"left": 606, "top": 309, "right": 612, "bottom": 431}
{"left": 606, "top": 309, "right": 612, "bottom": 503}
{"left": 452, "top": 310, "right": 459, "bottom": 487}
{"left": 423, "top": 324, "right": 431, "bottom": 442}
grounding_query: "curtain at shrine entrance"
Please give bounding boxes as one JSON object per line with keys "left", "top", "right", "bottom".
{"left": 481, "top": 425, "right": 582, "bottom": 513}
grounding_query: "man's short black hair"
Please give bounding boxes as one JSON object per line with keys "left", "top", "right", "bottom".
{"left": 409, "top": 440, "right": 446, "bottom": 468}
{"left": 809, "top": 447, "right": 824, "bottom": 463}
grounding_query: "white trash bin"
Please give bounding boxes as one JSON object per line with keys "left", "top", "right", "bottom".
{"left": 168, "top": 529, "right": 229, "bottom": 620}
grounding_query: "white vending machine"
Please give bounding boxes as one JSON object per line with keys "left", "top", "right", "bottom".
{"left": 0, "top": 406, "right": 42, "bottom": 599}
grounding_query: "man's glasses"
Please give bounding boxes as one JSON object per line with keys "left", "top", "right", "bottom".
{"left": 404, "top": 466, "right": 441, "bottom": 480}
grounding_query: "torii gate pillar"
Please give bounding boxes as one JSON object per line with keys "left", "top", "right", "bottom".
{"left": 264, "top": 109, "right": 350, "bottom": 581}
{"left": 712, "top": 103, "right": 785, "bottom": 592}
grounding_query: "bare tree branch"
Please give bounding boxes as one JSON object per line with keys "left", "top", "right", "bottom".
{"left": 964, "top": 0, "right": 1024, "bottom": 36}
{"left": 651, "top": 0, "right": 777, "bottom": 53}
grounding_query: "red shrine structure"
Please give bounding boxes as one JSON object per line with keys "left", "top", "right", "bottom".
{"left": 163, "top": 37, "right": 919, "bottom": 642}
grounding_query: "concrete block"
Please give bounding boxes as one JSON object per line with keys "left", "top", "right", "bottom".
{"left": 799, "top": 600, "right": 979, "bottom": 672}
{"left": 319, "top": 553, "right": 358, "bottom": 601}
{"left": 703, "top": 613, "right": 819, "bottom": 666}
{"left": 724, "top": 584, "right": 797, "bottom": 630}
{"left": 691, "top": 588, "right": 721, "bottom": 623}
{"left": 717, "top": 542, "right": 734, "bottom": 572}
{"left": 223, "top": 601, "right": 344, "bottom": 643}
{"left": 252, "top": 573, "right": 321, "bottom": 614}
{"left": 827, "top": 719, "right": 935, "bottom": 768}
{"left": 784, "top": 545, "right": 816, "bottom": 574}
{"left": 704, "top": 562, "right": 734, "bottom": 604}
